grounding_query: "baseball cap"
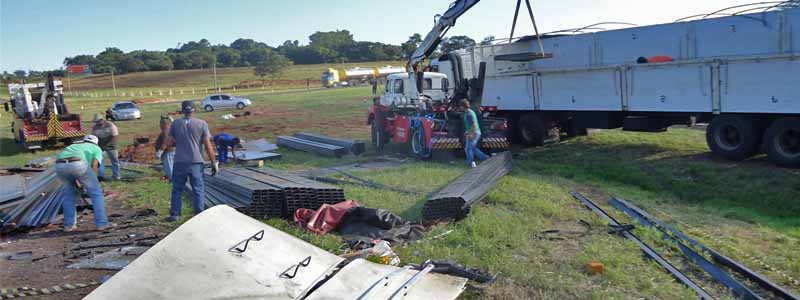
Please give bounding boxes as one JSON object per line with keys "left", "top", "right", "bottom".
{"left": 181, "top": 101, "right": 196, "bottom": 113}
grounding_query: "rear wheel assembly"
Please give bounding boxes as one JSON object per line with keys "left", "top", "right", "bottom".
{"left": 763, "top": 118, "right": 800, "bottom": 168}
{"left": 706, "top": 115, "right": 760, "bottom": 161}
{"left": 517, "top": 114, "right": 546, "bottom": 146}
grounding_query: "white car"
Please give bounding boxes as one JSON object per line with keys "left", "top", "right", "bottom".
{"left": 106, "top": 101, "right": 141, "bottom": 120}
{"left": 200, "top": 94, "right": 252, "bottom": 112}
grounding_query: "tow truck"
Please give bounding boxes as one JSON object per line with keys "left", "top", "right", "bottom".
{"left": 367, "top": 0, "right": 509, "bottom": 159}
{"left": 4, "top": 74, "right": 85, "bottom": 150}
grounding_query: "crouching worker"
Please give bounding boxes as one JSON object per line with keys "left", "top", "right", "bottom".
{"left": 213, "top": 132, "right": 240, "bottom": 164}
{"left": 55, "top": 135, "right": 115, "bottom": 232}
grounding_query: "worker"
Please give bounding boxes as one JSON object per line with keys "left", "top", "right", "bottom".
{"left": 162, "top": 101, "right": 218, "bottom": 222}
{"left": 91, "top": 114, "right": 121, "bottom": 181}
{"left": 155, "top": 115, "right": 175, "bottom": 180}
{"left": 213, "top": 132, "right": 240, "bottom": 164}
{"left": 55, "top": 135, "right": 115, "bottom": 232}
{"left": 460, "top": 99, "right": 489, "bottom": 168}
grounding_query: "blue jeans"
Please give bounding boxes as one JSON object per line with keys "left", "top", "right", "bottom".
{"left": 170, "top": 162, "right": 205, "bottom": 218}
{"left": 465, "top": 132, "right": 489, "bottom": 166}
{"left": 98, "top": 149, "right": 120, "bottom": 179}
{"left": 162, "top": 151, "right": 175, "bottom": 179}
{"left": 217, "top": 145, "right": 229, "bottom": 163}
{"left": 55, "top": 160, "right": 109, "bottom": 228}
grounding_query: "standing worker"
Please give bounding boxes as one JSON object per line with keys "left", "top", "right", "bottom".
{"left": 213, "top": 132, "right": 240, "bottom": 164}
{"left": 55, "top": 135, "right": 115, "bottom": 231}
{"left": 92, "top": 114, "right": 121, "bottom": 180}
{"left": 460, "top": 99, "right": 489, "bottom": 168}
{"left": 162, "top": 101, "right": 218, "bottom": 222}
{"left": 155, "top": 115, "right": 175, "bottom": 180}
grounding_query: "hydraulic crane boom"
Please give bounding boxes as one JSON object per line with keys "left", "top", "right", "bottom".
{"left": 408, "top": 0, "right": 480, "bottom": 100}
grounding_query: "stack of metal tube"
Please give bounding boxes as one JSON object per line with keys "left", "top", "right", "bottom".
{"left": 204, "top": 167, "right": 345, "bottom": 219}
{"left": 1, "top": 169, "right": 67, "bottom": 232}
{"left": 422, "top": 152, "right": 513, "bottom": 221}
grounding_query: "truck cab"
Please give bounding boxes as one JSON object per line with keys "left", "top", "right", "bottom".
{"left": 321, "top": 68, "right": 340, "bottom": 88}
{"left": 379, "top": 72, "right": 448, "bottom": 108}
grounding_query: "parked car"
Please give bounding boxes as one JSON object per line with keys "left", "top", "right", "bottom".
{"left": 106, "top": 101, "right": 141, "bottom": 120}
{"left": 200, "top": 94, "right": 252, "bottom": 112}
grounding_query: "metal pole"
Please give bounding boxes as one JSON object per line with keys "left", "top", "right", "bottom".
{"left": 66, "top": 70, "right": 72, "bottom": 92}
{"left": 213, "top": 63, "right": 219, "bottom": 92}
{"left": 111, "top": 71, "right": 117, "bottom": 96}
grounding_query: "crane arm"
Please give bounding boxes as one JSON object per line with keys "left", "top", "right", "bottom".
{"left": 408, "top": 0, "right": 481, "bottom": 70}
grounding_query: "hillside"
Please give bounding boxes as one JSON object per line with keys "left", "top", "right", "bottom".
{"left": 65, "top": 60, "right": 404, "bottom": 91}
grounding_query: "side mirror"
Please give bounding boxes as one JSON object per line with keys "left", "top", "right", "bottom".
{"left": 415, "top": 72, "right": 424, "bottom": 93}
{"left": 442, "top": 79, "right": 449, "bottom": 92}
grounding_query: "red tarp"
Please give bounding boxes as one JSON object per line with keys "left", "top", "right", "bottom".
{"left": 294, "top": 200, "right": 359, "bottom": 234}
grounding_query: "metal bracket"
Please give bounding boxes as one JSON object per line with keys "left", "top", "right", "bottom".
{"left": 387, "top": 262, "right": 436, "bottom": 300}
{"left": 280, "top": 256, "right": 312, "bottom": 279}
{"left": 356, "top": 265, "right": 413, "bottom": 300}
{"left": 228, "top": 230, "right": 264, "bottom": 254}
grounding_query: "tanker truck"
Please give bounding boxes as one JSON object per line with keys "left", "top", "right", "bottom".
{"left": 322, "top": 65, "right": 405, "bottom": 88}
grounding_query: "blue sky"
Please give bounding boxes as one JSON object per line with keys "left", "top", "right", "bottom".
{"left": 1, "top": 0, "right": 756, "bottom": 72}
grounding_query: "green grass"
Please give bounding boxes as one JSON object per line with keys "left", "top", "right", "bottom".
{"left": 1, "top": 86, "right": 798, "bottom": 299}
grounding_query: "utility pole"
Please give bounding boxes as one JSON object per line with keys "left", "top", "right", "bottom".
{"left": 111, "top": 71, "right": 117, "bottom": 96}
{"left": 213, "top": 63, "right": 219, "bottom": 92}
{"left": 66, "top": 69, "right": 72, "bottom": 93}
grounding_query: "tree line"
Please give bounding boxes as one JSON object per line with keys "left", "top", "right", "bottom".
{"left": 5, "top": 31, "right": 491, "bottom": 81}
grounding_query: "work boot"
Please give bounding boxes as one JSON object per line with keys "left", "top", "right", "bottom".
{"left": 164, "top": 216, "right": 178, "bottom": 222}
{"left": 63, "top": 225, "right": 77, "bottom": 232}
{"left": 470, "top": 162, "right": 477, "bottom": 168}
{"left": 96, "top": 223, "right": 117, "bottom": 231}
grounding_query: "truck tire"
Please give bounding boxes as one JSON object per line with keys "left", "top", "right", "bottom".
{"left": 517, "top": 114, "right": 546, "bottom": 146}
{"left": 411, "top": 128, "right": 432, "bottom": 160}
{"left": 763, "top": 118, "right": 800, "bottom": 168}
{"left": 371, "top": 113, "right": 388, "bottom": 152}
{"left": 706, "top": 115, "right": 760, "bottom": 161}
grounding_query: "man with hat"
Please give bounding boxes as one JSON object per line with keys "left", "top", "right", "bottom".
{"left": 55, "top": 135, "right": 115, "bottom": 231}
{"left": 91, "top": 114, "right": 121, "bottom": 180}
{"left": 161, "top": 100, "right": 218, "bottom": 222}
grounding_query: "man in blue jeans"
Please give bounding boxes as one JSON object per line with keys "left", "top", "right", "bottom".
{"left": 91, "top": 114, "right": 121, "bottom": 180}
{"left": 213, "top": 132, "right": 240, "bottom": 164}
{"left": 55, "top": 134, "right": 115, "bottom": 232}
{"left": 460, "top": 99, "right": 489, "bottom": 168}
{"left": 162, "top": 101, "right": 219, "bottom": 222}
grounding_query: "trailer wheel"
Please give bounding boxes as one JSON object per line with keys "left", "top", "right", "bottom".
{"left": 706, "top": 115, "right": 760, "bottom": 161}
{"left": 763, "top": 118, "right": 800, "bottom": 168}
{"left": 517, "top": 114, "right": 546, "bottom": 146}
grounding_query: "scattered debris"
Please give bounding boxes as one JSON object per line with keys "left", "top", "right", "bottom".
{"left": 277, "top": 135, "right": 347, "bottom": 157}
{"left": 425, "top": 260, "right": 496, "bottom": 284}
{"left": 294, "top": 200, "right": 359, "bottom": 235}
{"left": 339, "top": 207, "right": 425, "bottom": 249}
{"left": 0, "top": 281, "right": 100, "bottom": 299}
{"left": 25, "top": 156, "right": 56, "bottom": 169}
{"left": 5, "top": 251, "right": 33, "bottom": 261}
{"left": 293, "top": 132, "right": 366, "bottom": 155}
{"left": 586, "top": 262, "right": 605, "bottom": 275}
{"left": 67, "top": 246, "right": 148, "bottom": 270}
{"left": 422, "top": 152, "right": 513, "bottom": 221}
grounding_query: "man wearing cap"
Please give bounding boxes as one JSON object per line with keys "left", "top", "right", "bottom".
{"left": 162, "top": 100, "right": 218, "bottom": 222}
{"left": 91, "top": 114, "right": 121, "bottom": 180}
{"left": 55, "top": 135, "right": 115, "bottom": 231}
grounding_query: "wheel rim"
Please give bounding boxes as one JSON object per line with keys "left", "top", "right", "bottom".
{"left": 372, "top": 124, "right": 381, "bottom": 149}
{"left": 775, "top": 128, "right": 800, "bottom": 159}
{"left": 715, "top": 124, "right": 742, "bottom": 151}
{"left": 411, "top": 131, "right": 422, "bottom": 155}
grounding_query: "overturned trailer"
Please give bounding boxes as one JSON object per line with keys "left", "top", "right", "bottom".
{"left": 435, "top": 5, "right": 800, "bottom": 166}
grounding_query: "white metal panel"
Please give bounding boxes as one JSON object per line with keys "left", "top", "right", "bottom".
{"left": 627, "top": 63, "right": 713, "bottom": 112}
{"left": 721, "top": 58, "right": 800, "bottom": 113}
{"left": 305, "top": 259, "right": 467, "bottom": 300}
{"left": 790, "top": 8, "right": 800, "bottom": 52}
{"left": 539, "top": 68, "right": 622, "bottom": 111}
{"left": 482, "top": 75, "right": 533, "bottom": 110}
{"left": 595, "top": 22, "right": 688, "bottom": 64}
{"left": 85, "top": 205, "right": 344, "bottom": 300}
{"left": 693, "top": 11, "right": 782, "bottom": 58}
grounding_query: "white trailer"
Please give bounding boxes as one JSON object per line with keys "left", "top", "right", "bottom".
{"left": 435, "top": 6, "right": 800, "bottom": 167}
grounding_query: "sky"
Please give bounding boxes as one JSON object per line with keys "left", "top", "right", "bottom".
{"left": 1, "top": 0, "right": 760, "bottom": 72}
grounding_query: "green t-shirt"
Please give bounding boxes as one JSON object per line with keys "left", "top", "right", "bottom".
{"left": 463, "top": 109, "right": 481, "bottom": 135}
{"left": 57, "top": 142, "right": 103, "bottom": 165}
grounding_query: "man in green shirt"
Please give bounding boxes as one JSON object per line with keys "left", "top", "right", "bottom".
{"left": 55, "top": 135, "right": 114, "bottom": 232}
{"left": 460, "top": 99, "right": 489, "bottom": 168}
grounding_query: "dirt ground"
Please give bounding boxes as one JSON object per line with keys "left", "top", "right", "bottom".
{"left": 0, "top": 191, "right": 167, "bottom": 300}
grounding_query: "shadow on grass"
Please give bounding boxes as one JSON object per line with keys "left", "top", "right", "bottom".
{"left": 514, "top": 137, "right": 800, "bottom": 232}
